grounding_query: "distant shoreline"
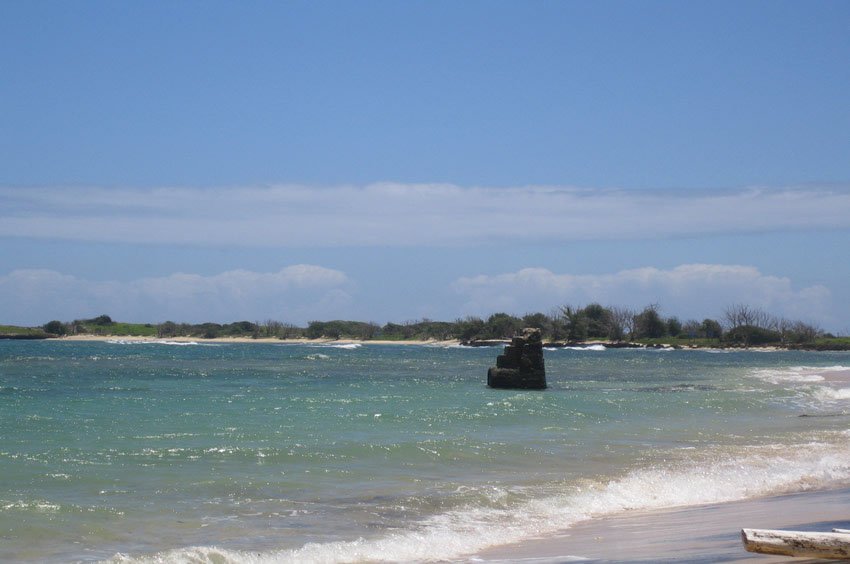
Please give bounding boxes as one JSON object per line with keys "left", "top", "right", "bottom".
{"left": 3, "top": 332, "right": 849, "bottom": 351}
{"left": 9, "top": 334, "right": 839, "bottom": 351}
{"left": 56, "top": 334, "right": 464, "bottom": 346}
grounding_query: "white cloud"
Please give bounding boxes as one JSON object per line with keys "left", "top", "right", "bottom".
{"left": 453, "top": 264, "right": 834, "bottom": 326}
{"left": 0, "top": 184, "right": 848, "bottom": 246}
{"left": 0, "top": 265, "right": 351, "bottom": 326}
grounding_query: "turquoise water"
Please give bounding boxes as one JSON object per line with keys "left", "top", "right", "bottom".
{"left": 1, "top": 340, "right": 849, "bottom": 562}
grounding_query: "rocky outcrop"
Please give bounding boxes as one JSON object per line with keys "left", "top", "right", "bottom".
{"left": 487, "top": 328, "right": 547, "bottom": 389}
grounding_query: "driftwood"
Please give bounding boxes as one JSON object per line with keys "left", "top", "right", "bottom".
{"left": 742, "top": 528, "right": 850, "bottom": 559}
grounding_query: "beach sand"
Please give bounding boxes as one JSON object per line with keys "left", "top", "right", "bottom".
{"left": 474, "top": 487, "right": 850, "bottom": 563}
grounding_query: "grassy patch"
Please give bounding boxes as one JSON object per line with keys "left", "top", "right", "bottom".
{"left": 635, "top": 337, "right": 723, "bottom": 348}
{"left": 806, "top": 337, "right": 850, "bottom": 351}
{"left": 0, "top": 325, "right": 51, "bottom": 338}
{"left": 79, "top": 322, "right": 158, "bottom": 337}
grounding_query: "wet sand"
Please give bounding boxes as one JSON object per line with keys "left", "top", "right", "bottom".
{"left": 474, "top": 488, "right": 850, "bottom": 563}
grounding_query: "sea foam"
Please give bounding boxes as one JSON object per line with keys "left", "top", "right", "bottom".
{"left": 749, "top": 365, "right": 850, "bottom": 408}
{"left": 109, "top": 437, "right": 850, "bottom": 564}
{"left": 749, "top": 365, "right": 850, "bottom": 385}
{"left": 106, "top": 339, "right": 220, "bottom": 347}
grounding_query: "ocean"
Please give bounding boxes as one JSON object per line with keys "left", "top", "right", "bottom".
{"left": 1, "top": 340, "right": 849, "bottom": 562}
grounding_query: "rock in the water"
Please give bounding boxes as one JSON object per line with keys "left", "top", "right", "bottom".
{"left": 487, "top": 328, "right": 546, "bottom": 389}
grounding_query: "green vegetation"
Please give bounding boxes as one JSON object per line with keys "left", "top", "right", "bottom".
{"left": 43, "top": 320, "right": 67, "bottom": 336}
{"left": 804, "top": 337, "right": 850, "bottom": 351}
{"left": 40, "top": 315, "right": 158, "bottom": 337}
{"left": 305, "top": 320, "right": 379, "bottom": 340}
{"left": 380, "top": 320, "right": 456, "bottom": 341}
{"left": 0, "top": 325, "right": 51, "bottom": 339}
{"left": 3, "top": 303, "right": 843, "bottom": 349}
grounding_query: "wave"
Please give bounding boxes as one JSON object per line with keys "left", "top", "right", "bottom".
{"left": 749, "top": 365, "right": 850, "bottom": 409}
{"left": 750, "top": 365, "right": 850, "bottom": 385}
{"left": 305, "top": 353, "right": 330, "bottom": 360}
{"left": 565, "top": 344, "right": 606, "bottom": 352}
{"left": 813, "top": 387, "right": 850, "bottom": 402}
{"left": 311, "top": 343, "right": 362, "bottom": 350}
{"left": 543, "top": 344, "right": 606, "bottom": 351}
{"left": 106, "top": 339, "right": 220, "bottom": 347}
{"left": 108, "top": 436, "right": 850, "bottom": 564}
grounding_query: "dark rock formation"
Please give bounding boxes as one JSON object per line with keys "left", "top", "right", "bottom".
{"left": 487, "top": 328, "right": 547, "bottom": 389}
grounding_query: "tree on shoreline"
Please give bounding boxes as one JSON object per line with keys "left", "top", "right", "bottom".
{"left": 32, "top": 302, "right": 831, "bottom": 345}
{"left": 42, "top": 320, "right": 68, "bottom": 336}
{"left": 634, "top": 304, "right": 666, "bottom": 339}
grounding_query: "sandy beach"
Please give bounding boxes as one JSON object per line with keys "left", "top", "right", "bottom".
{"left": 475, "top": 487, "right": 850, "bottom": 563}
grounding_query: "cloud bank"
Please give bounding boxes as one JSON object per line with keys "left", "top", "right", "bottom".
{"left": 0, "top": 262, "right": 837, "bottom": 331}
{"left": 454, "top": 264, "right": 833, "bottom": 326}
{"left": 0, "top": 265, "right": 351, "bottom": 326}
{"left": 1, "top": 184, "right": 848, "bottom": 246}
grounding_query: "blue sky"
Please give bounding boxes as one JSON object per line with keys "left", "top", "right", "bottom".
{"left": 1, "top": 1, "right": 849, "bottom": 332}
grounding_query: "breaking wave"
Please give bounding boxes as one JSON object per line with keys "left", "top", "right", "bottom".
{"left": 109, "top": 436, "right": 850, "bottom": 563}
{"left": 106, "top": 339, "right": 220, "bottom": 347}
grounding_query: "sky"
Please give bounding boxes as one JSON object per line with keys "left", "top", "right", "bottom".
{"left": 1, "top": 1, "right": 849, "bottom": 333}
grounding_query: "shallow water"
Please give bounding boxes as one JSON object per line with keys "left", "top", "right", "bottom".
{"left": 1, "top": 341, "right": 849, "bottom": 562}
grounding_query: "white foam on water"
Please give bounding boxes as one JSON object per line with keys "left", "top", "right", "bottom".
{"left": 749, "top": 365, "right": 850, "bottom": 385}
{"left": 306, "top": 353, "right": 330, "bottom": 360}
{"left": 749, "top": 366, "right": 850, "bottom": 408}
{"left": 813, "top": 387, "right": 850, "bottom": 402}
{"left": 559, "top": 344, "right": 607, "bottom": 352}
{"left": 109, "top": 438, "right": 850, "bottom": 564}
{"left": 2, "top": 500, "right": 62, "bottom": 512}
{"left": 543, "top": 344, "right": 606, "bottom": 351}
{"left": 106, "top": 339, "right": 220, "bottom": 347}
{"left": 162, "top": 340, "right": 221, "bottom": 347}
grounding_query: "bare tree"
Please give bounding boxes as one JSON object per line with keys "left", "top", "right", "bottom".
{"left": 723, "top": 304, "right": 776, "bottom": 330}
{"left": 682, "top": 319, "right": 701, "bottom": 339}
{"left": 279, "top": 323, "right": 302, "bottom": 339}
{"left": 634, "top": 304, "right": 666, "bottom": 339}
{"left": 261, "top": 319, "right": 284, "bottom": 338}
{"left": 610, "top": 306, "right": 635, "bottom": 341}
{"left": 778, "top": 319, "right": 821, "bottom": 344}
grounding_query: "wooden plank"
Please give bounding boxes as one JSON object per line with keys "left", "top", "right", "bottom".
{"left": 742, "top": 528, "right": 850, "bottom": 559}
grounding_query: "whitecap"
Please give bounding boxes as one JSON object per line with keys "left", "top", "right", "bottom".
{"left": 107, "top": 438, "right": 850, "bottom": 564}
{"left": 159, "top": 340, "right": 221, "bottom": 347}
{"left": 106, "top": 339, "right": 219, "bottom": 346}
{"left": 306, "top": 354, "right": 330, "bottom": 361}
{"left": 813, "top": 387, "right": 850, "bottom": 402}
{"left": 566, "top": 344, "right": 607, "bottom": 352}
{"left": 750, "top": 366, "right": 841, "bottom": 385}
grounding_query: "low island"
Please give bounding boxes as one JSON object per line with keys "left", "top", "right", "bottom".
{"left": 2, "top": 303, "right": 848, "bottom": 350}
